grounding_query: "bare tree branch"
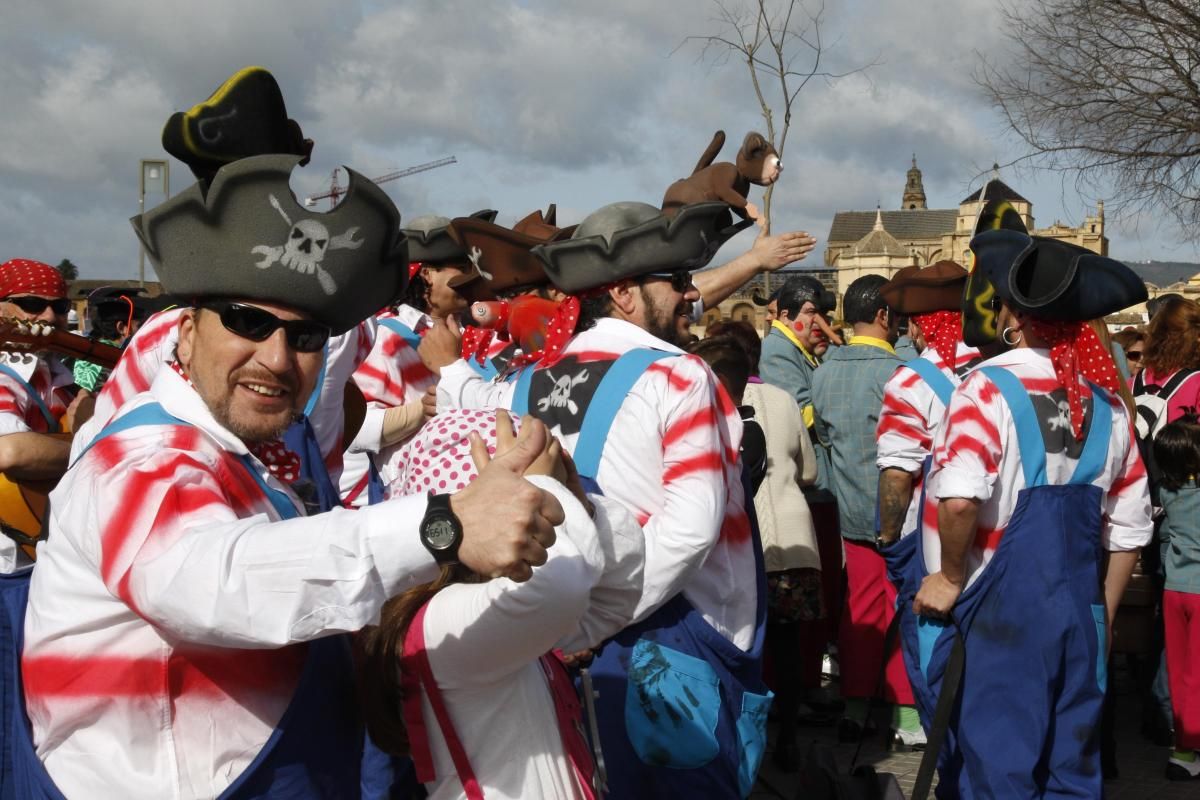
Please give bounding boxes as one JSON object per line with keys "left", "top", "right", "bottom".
{"left": 680, "top": 0, "right": 876, "bottom": 236}
{"left": 978, "top": 0, "right": 1200, "bottom": 236}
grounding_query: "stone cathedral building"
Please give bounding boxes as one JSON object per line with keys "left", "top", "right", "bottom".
{"left": 823, "top": 158, "right": 1107, "bottom": 297}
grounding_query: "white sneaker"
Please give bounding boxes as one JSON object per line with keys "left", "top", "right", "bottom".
{"left": 1166, "top": 751, "right": 1200, "bottom": 781}
{"left": 892, "top": 726, "right": 928, "bottom": 751}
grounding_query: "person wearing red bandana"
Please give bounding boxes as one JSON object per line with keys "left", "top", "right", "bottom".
{"left": 16, "top": 156, "right": 569, "bottom": 800}
{"left": 895, "top": 230, "right": 1152, "bottom": 797}
{"left": 875, "top": 262, "right": 982, "bottom": 547}
{"left": 0, "top": 258, "right": 81, "bottom": 571}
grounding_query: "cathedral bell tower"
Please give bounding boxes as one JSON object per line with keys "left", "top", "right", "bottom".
{"left": 902, "top": 155, "right": 927, "bottom": 210}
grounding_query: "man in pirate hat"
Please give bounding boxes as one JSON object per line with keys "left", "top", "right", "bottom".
{"left": 18, "top": 155, "right": 568, "bottom": 799}
{"left": 417, "top": 205, "right": 577, "bottom": 406}
{"left": 434, "top": 200, "right": 768, "bottom": 798}
{"left": 71, "top": 286, "right": 151, "bottom": 394}
{"left": 0, "top": 259, "right": 82, "bottom": 571}
{"left": 875, "top": 261, "right": 981, "bottom": 548}
{"left": 901, "top": 230, "right": 1151, "bottom": 796}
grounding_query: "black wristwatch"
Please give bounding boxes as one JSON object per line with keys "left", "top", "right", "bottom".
{"left": 420, "top": 493, "right": 463, "bottom": 566}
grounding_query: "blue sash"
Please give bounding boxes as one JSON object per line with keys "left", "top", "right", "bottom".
{"left": 0, "top": 365, "right": 59, "bottom": 434}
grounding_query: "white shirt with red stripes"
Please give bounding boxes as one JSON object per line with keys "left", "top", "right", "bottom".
{"left": 437, "top": 316, "right": 757, "bottom": 649}
{"left": 0, "top": 352, "right": 74, "bottom": 572}
{"left": 924, "top": 347, "right": 1152, "bottom": 586}
{"left": 24, "top": 365, "right": 438, "bottom": 800}
{"left": 342, "top": 306, "right": 436, "bottom": 503}
{"left": 876, "top": 341, "right": 980, "bottom": 535}
{"left": 70, "top": 307, "right": 376, "bottom": 487}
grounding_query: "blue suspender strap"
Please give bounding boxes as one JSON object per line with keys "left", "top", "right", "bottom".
{"left": 302, "top": 343, "right": 328, "bottom": 418}
{"left": 902, "top": 357, "right": 956, "bottom": 406}
{"left": 1070, "top": 383, "right": 1113, "bottom": 487}
{"left": 978, "top": 366, "right": 1048, "bottom": 488}
{"left": 510, "top": 365, "right": 535, "bottom": 416}
{"left": 0, "top": 364, "right": 59, "bottom": 434}
{"left": 467, "top": 356, "right": 499, "bottom": 381}
{"left": 80, "top": 402, "right": 301, "bottom": 521}
{"left": 573, "top": 349, "right": 673, "bottom": 479}
{"left": 379, "top": 318, "right": 423, "bottom": 351}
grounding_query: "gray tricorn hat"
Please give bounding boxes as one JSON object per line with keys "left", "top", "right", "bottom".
{"left": 531, "top": 201, "right": 752, "bottom": 294}
{"left": 404, "top": 209, "right": 498, "bottom": 264}
{"left": 130, "top": 154, "right": 407, "bottom": 335}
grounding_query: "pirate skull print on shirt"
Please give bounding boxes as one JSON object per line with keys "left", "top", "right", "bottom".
{"left": 526, "top": 355, "right": 616, "bottom": 436}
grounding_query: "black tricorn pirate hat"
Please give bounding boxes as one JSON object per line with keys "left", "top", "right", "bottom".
{"left": 970, "top": 229, "right": 1146, "bottom": 322}
{"left": 447, "top": 206, "right": 576, "bottom": 296}
{"left": 161, "top": 66, "right": 313, "bottom": 182}
{"left": 131, "top": 154, "right": 407, "bottom": 335}
{"left": 880, "top": 261, "right": 968, "bottom": 314}
{"left": 532, "top": 201, "right": 752, "bottom": 294}
{"left": 404, "top": 209, "right": 498, "bottom": 265}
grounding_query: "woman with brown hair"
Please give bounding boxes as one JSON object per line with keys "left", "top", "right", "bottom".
{"left": 358, "top": 410, "right": 642, "bottom": 800}
{"left": 1139, "top": 297, "right": 1200, "bottom": 424}
{"left": 1113, "top": 328, "right": 1147, "bottom": 379}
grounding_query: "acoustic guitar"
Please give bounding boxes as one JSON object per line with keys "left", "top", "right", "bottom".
{"left": 0, "top": 318, "right": 122, "bottom": 561}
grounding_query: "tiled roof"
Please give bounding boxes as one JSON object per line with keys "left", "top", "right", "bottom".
{"left": 850, "top": 227, "right": 908, "bottom": 257}
{"left": 959, "top": 179, "right": 1030, "bottom": 206}
{"left": 827, "top": 209, "right": 958, "bottom": 243}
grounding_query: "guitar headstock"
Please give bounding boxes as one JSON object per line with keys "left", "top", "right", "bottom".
{"left": 0, "top": 317, "right": 58, "bottom": 356}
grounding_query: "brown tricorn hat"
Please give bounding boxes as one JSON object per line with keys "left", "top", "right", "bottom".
{"left": 447, "top": 205, "right": 575, "bottom": 296}
{"left": 879, "top": 260, "right": 969, "bottom": 314}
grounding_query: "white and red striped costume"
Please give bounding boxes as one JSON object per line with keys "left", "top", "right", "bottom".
{"left": 924, "top": 348, "right": 1153, "bottom": 586}
{"left": 342, "top": 306, "right": 437, "bottom": 502}
{"left": 23, "top": 365, "right": 437, "bottom": 799}
{"left": 876, "top": 341, "right": 979, "bottom": 535}
{"left": 71, "top": 308, "right": 377, "bottom": 485}
{"left": 0, "top": 352, "right": 73, "bottom": 572}
{"left": 438, "top": 317, "right": 757, "bottom": 649}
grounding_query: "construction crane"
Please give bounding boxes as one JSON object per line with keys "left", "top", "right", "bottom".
{"left": 304, "top": 156, "right": 457, "bottom": 208}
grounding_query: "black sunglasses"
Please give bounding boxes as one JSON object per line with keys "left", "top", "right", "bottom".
{"left": 199, "top": 301, "right": 331, "bottom": 353}
{"left": 642, "top": 269, "right": 694, "bottom": 293}
{"left": 5, "top": 296, "right": 71, "bottom": 315}
{"left": 1125, "top": 350, "right": 1144, "bottom": 362}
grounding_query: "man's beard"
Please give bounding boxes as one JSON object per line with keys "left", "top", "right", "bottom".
{"left": 640, "top": 287, "right": 691, "bottom": 347}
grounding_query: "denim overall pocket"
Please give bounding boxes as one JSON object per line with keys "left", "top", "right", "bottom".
{"left": 1090, "top": 604, "right": 1108, "bottom": 693}
{"left": 624, "top": 638, "right": 721, "bottom": 768}
{"left": 735, "top": 690, "right": 774, "bottom": 796}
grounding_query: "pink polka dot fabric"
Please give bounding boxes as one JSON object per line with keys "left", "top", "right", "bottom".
{"left": 390, "top": 409, "right": 522, "bottom": 497}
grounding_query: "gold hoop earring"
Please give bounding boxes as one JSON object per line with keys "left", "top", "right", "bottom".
{"left": 1002, "top": 326, "right": 1023, "bottom": 347}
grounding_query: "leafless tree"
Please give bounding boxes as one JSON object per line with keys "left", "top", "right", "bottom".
{"left": 979, "top": 0, "right": 1200, "bottom": 235}
{"left": 681, "top": 0, "right": 872, "bottom": 233}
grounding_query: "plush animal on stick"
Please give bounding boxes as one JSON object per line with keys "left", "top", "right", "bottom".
{"left": 662, "top": 130, "right": 782, "bottom": 225}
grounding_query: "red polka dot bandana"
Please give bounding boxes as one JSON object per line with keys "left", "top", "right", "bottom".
{"left": 408, "top": 261, "right": 423, "bottom": 281}
{"left": 0, "top": 259, "right": 67, "bottom": 300}
{"left": 169, "top": 360, "right": 303, "bottom": 483}
{"left": 461, "top": 326, "right": 502, "bottom": 366}
{"left": 1028, "top": 319, "right": 1122, "bottom": 440}
{"left": 393, "top": 409, "right": 521, "bottom": 496}
{"left": 912, "top": 309, "right": 962, "bottom": 370}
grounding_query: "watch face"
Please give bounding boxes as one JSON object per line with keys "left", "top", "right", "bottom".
{"left": 424, "top": 517, "right": 458, "bottom": 549}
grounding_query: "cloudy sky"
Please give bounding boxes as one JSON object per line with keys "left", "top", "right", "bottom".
{"left": 4, "top": 0, "right": 1197, "bottom": 281}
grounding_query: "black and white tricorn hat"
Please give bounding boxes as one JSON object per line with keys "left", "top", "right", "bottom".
{"left": 131, "top": 154, "right": 407, "bottom": 335}
{"left": 404, "top": 209, "right": 498, "bottom": 265}
{"left": 531, "top": 201, "right": 751, "bottom": 294}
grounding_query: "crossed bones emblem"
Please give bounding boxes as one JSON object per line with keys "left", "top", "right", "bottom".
{"left": 467, "top": 246, "right": 493, "bottom": 281}
{"left": 251, "top": 194, "right": 363, "bottom": 296}
{"left": 537, "top": 368, "right": 590, "bottom": 415}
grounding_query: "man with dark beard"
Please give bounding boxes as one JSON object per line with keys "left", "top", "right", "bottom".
{"left": 434, "top": 201, "right": 769, "bottom": 799}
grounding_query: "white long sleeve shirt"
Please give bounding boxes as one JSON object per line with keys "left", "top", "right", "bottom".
{"left": 24, "top": 366, "right": 438, "bottom": 800}
{"left": 924, "top": 347, "right": 1152, "bottom": 586}
{"left": 437, "top": 317, "right": 757, "bottom": 649}
{"left": 418, "top": 477, "right": 633, "bottom": 799}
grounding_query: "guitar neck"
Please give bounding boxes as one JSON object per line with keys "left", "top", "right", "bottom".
{"left": 0, "top": 320, "right": 123, "bottom": 369}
